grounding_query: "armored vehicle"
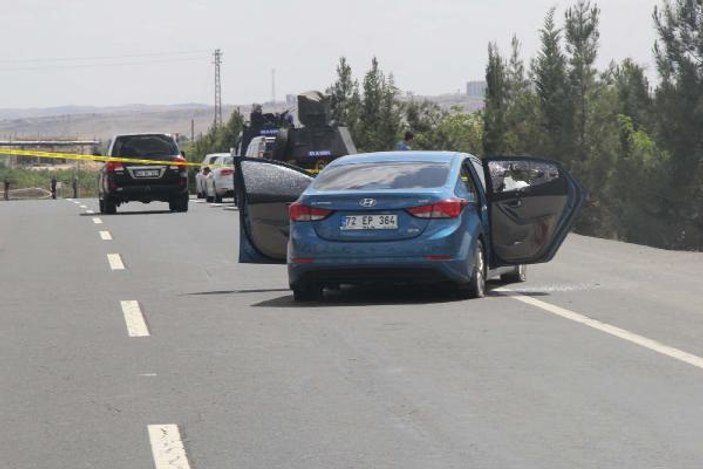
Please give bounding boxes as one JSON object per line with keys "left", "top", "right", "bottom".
{"left": 271, "top": 91, "right": 357, "bottom": 172}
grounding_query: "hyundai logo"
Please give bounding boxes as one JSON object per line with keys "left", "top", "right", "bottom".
{"left": 359, "top": 198, "right": 377, "bottom": 208}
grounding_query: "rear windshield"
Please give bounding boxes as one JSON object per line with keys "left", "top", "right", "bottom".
{"left": 112, "top": 135, "right": 178, "bottom": 159}
{"left": 223, "top": 157, "right": 233, "bottom": 165}
{"left": 312, "top": 162, "right": 450, "bottom": 191}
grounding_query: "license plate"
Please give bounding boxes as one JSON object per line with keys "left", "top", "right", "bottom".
{"left": 135, "top": 169, "right": 160, "bottom": 177}
{"left": 340, "top": 214, "right": 398, "bottom": 230}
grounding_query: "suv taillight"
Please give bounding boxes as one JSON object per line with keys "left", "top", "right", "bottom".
{"left": 407, "top": 199, "right": 468, "bottom": 219}
{"left": 289, "top": 202, "right": 333, "bottom": 222}
{"left": 170, "top": 155, "right": 187, "bottom": 170}
{"left": 220, "top": 168, "right": 234, "bottom": 176}
{"left": 106, "top": 160, "right": 124, "bottom": 172}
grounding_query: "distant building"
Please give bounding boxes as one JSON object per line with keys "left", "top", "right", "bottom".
{"left": 466, "top": 81, "right": 487, "bottom": 99}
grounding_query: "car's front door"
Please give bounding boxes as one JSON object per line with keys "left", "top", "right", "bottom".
{"left": 233, "top": 157, "right": 313, "bottom": 264}
{"left": 483, "top": 157, "right": 586, "bottom": 266}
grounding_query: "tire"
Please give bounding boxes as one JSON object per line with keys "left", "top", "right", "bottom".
{"left": 293, "top": 283, "right": 322, "bottom": 302}
{"left": 206, "top": 195, "right": 214, "bottom": 203}
{"left": 214, "top": 185, "right": 223, "bottom": 203}
{"left": 98, "top": 198, "right": 105, "bottom": 214}
{"left": 104, "top": 196, "right": 117, "bottom": 215}
{"left": 501, "top": 265, "right": 527, "bottom": 283}
{"left": 459, "top": 239, "right": 486, "bottom": 299}
{"left": 170, "top": 194, "right": 189, "bottom": 212}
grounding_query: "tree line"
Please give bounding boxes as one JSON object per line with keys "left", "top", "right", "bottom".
{"left": 191, "top": 0, "right": 702, "bottom": 251}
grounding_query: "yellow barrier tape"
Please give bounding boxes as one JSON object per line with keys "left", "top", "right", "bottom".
{"left": 0, "top": 148, "right": 226, "bottom": 168}
{"left": 0, "top": 148, "right": 325, "bottom": 175}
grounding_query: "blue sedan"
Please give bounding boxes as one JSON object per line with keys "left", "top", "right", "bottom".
{"left": 233, "top": 151, "right": 585, "bottom": 301}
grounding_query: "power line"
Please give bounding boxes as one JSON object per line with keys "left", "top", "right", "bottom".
{"left": 0, "top": 56, "right": 207, "bottom": 72}
{"left": 0, "top": 50, "right": 210, "bottom": 64}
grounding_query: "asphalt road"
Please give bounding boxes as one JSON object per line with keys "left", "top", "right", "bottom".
{"left": 1, "top": 197, "right": 703, "bottom": 469}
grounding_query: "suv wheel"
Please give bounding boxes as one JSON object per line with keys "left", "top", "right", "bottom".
{"left": 104, "top": 197, "right": 117, "bottom": 215}
{"left": 169, "top": 194, "right": 189, "bottom": 212}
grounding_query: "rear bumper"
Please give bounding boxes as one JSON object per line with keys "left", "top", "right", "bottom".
{"left": 288, "top": 257, "right": 471, "bottom": 288}
{"left": 108, "top": 183, "right": 188, "bottom": 203}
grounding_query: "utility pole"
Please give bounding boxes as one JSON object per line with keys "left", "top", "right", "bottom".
{"left": 213, "top": 49, "right": 223, "bottom": 128}
{"left": 272, "top": 68, "right": 276, "bottom": 104}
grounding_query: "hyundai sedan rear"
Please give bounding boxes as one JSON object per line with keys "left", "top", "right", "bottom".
{"left": 233, "top": 152, "right": 585, "bottom": 302}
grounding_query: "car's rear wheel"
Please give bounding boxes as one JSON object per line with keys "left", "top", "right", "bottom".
{"left": 501, "top": 264, "right": 527, "bottom": 283}
{"left": 459, "top": 240, "right": 486, "bottom": 299}
{"left": 214, "top": 184, "right": 223, "bottom": 203}
{"left": 98, "top": 198, "right": 105, "bottom": 214}
{"left": 293, "top": 283, "right": 322, "bottom": 302}
{"left": 104, "top": 196, "right": 117, "bottom": 215}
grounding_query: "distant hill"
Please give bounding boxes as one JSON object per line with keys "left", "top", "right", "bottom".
{"left": 0, "top": 94, "right": 484, "bottom": 141}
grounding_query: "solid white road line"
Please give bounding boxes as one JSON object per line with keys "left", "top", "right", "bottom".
{"left": 498, "top": 288, "right": 703, "bottom": 371}
{"left": 92, "top": 217, "right": 103, "bottom": 224}
{"left": 120, "top": 300, "right": 150, "bottom": 337}
{"left": 107, "top": 253, "right": 125, "bottom": 270}
{"left": 99, "top": 230, "right": 112, "bottom": 240}
{"left": 148, "top": 424, "right": 193, "bottom": 469}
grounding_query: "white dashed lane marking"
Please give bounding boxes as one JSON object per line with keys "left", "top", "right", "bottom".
{"left": 498, "top": 288, "right": 703, "bottom": 371}
{"left": 148, "top": 424, "right": 193, "bottom": 469}
{"left": 86, "top": 210, "right": 95, "bottom": 214}
{"left": 107, "top": 253, "right": 125, "bottom": 270}
{"left": 99, "top": 231, "right": 112, "bottom": 240}
{"left": 120, "top": 300, "right": 150, "bottom": 337}
{"left": 79, "top": 204, "right": 87, "bottom": 209}
{"left": 92, "top": 217, "right": 103, "bottom": 224}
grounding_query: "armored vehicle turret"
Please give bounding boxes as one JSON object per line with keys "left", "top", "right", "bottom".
{"left": 271, "top": 91, "right": 357, "bottom": 172}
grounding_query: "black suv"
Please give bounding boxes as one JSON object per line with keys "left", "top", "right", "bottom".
{"left": 98, "top": 133, "right": 189, "bottom": 214}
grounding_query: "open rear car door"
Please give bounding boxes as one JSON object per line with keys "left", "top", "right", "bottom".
{"left": 233, "top": 157, "right": 313, "bottom": 264}
{"left": 483, "top": 157, "right": 586, "bottom": 266}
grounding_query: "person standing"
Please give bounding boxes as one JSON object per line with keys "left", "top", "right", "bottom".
{"left": 50, "top": 176, "right": 57, "bottom": 199}
{"left": 396, "top": 131, "right": 414, "bottom": 151}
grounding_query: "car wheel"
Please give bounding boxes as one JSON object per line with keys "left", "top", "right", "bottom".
{"left": 98, "top": 198, "right": 105, "bottom": 214}
{"left": 293, "top": 283, "right": 322, "bottom": 302}
{"left": 501, "top": 264, "right": 527, "bottom": 283}
{"left": 104, "top": 196, "right": 117, "bottom": 215}
{"left": 459, "top": 240, "right": 486, "bottom": 299}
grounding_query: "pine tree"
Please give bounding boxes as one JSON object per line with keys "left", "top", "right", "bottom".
{"left": 564, "top": 0, "right": 600, "bottom": 163}
{"left": 327, "top": 57, "right": 361, "bottom": 130}
{"left": 483, "top": 42, "right": 509, "bottom": 155}
{"left": 653, "top": 0, "right": 703, "bottom": 249}
{"left": 532, "top": 7, "right": 571, "bottom": 161}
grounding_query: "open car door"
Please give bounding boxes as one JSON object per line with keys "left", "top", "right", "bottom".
{"left": 233, "top": 157, "right": 313, "bottom": 264}
{"left": 483, "top": 157, "right": 586, "bottom": 266}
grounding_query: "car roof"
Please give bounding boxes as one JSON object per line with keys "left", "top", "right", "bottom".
{"left": 110, "top": 133, "right": 175, "bottom": 138}
{"left": 328, "top": 151, "right": 469, "bottom": 167}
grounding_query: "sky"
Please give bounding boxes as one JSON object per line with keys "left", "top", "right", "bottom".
{"left": 0, "top": 0, "right": 660, "bottom": 109}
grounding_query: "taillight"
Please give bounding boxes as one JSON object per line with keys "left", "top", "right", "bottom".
{"left": 106, "top": 160, "right": 124, "bottom": 172}
{"left": 407, "top": 199, "right": 468, "bottom": 219}
{"left": 220, "top": 168, "right": 234, "bottom": 176}
{"left": 289, "top": 202, "right": 333, "bottom": 222}
{"left": 170, "top": 155, "right": 187, "bottom": 170}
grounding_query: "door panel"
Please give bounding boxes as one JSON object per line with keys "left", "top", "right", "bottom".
{"left": 233, "top": 157, "right": 313, "bottom": 264}
{"left": 483, "top": 157, "right": 586, "bottom": 266}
